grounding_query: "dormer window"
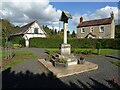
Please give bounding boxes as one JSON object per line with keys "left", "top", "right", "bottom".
{"left": 99, "top": 25, "right": 104, "bottom": 33}
{"left": 34, "top": 28, "right": 38, "bottom": 34}
{"left": 81, "top": 28, "right": 85, "bottom": 33}
{"left": 90, "top": 27, "right": 94, "bottom": 32}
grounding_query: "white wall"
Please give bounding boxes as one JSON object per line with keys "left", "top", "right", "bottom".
{"left": 27, "top": 22, "right": 45, "bottom": 34}
{"left": 23, "top": 21, "right": 46, "bottom": 47}
{"left": 23, "top": 34, "right": 46, "bottom": 40}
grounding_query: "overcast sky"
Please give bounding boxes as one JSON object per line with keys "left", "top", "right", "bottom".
{"left": 0, "top": 0, "right": 119, "bottom": 33}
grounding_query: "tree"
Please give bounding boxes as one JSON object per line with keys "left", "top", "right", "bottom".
{"left": 50, "top": 30, "right": 54, "bottom": 35}
{"left": 61, "top": 29, "right": 64, "bottom": 32}
{"left": 1, "top": 19, "right": 16, "bottom": 38}
{"left": 115, "top": 25, "right": 120, "bottom": 38}
{"left": 67, "top": 31, "right": 71, "bottom": 38}
{"left": 96, "top": 42, "right": 101, "bottom": 55}
{"left": 71, "top": 31, "right": 76, "bottom": 38}
{"left": 43, "top": 25, "right": 51, "bottom": 36}
{"left": 54, "top": 29, "right": 57, "bottom": 34}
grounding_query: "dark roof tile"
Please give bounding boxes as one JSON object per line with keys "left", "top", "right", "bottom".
{"left": 77, "top": 17, "right": 112, "bottom": 28}
{"left": 16, "top": 20, "right": 36, "bottom": 34}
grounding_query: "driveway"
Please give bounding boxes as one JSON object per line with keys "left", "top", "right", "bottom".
{"left": 11, "top": 48, "right": 50, "bottom": 74}
{"left": 2, "top": 48, "right": 120, "bottom": 89}
{"left": 60, "top": 55, "right": 120, "bottom": 88}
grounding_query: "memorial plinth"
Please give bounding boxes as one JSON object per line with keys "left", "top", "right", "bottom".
{"left": 61, "top": 44, "right": 71, "bottom": 55}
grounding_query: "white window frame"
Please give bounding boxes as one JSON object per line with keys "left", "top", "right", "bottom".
{"left": 99, "top": 25, "right": 104, "bottom": 33}
{"left": 90, "top": 27, "right": 94, "bottom": 32}
{"left": 81, "top": 28, "right": 85, "bottom": 33}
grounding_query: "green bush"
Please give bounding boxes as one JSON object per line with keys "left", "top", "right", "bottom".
{"left": 82, "top": 49, "right": 93, "bottom": 55}
{"left": 30, "top": 38, "right": 62, "bottom": 48}
{"left": 58, "top": 58, "right": 67, "bottom": 64}
{"left": 13, "top": 44, "right": 22, "bottom": 48}
{"left": 10, "top": 37, "right": 25, "bottom": 47}
{"left": 29, "top": 38, "right": 120, "bottom": 49}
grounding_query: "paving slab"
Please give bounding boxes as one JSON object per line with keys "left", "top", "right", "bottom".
{"left": 38, "top": 59, "right": 98, "bottom": 78}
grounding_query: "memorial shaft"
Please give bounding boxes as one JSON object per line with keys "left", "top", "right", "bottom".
{"left": 63, "top": 22, "right": 68, "bottom": 44}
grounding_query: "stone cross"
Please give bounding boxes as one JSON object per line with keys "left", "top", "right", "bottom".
{"left": 59, "top": 11, "right": 72, "bottom": 44}
{"left": 59, "top": 11, "right": 72, "bottom": 55}
{"left": 63, "top": 22, "right": 68, "bottom": 44}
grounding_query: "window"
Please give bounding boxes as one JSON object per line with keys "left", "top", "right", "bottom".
{"left": 81, "top": 28, "right": 85, "bottom": 33}
{"left": 90, "top": 27, "right": 94, "bottom": 32}
{"left": 99, "top": 25, "right": 104, "bottom": 33}
{"left": 99, "top": 36, "right": 102, "bottom": 39}
{"left": 34, "top": 28, "right": 38, "bottom": 34}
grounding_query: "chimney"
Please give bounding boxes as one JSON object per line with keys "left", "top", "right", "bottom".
{"left": 111, "top": 12, "right": 114, "bottom": 19}
{"left": 80, "top": 17, "right": 83, "bottom": 23}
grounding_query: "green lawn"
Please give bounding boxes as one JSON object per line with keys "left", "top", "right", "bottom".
{"left": 2, "top": 50, "right": 37, "bottom": 71}
{"left": 45, "top": 48, "right": 119, "bottom": 57}
{"left": 72, "top": 48, "right": 119, "bottom": 55}
{"left": 111, "top": 61, "right": 120, "bottom": 67}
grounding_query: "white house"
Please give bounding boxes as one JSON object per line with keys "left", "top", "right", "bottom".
{"left": 11, "top": 20, "right": 46, "bottom": 47}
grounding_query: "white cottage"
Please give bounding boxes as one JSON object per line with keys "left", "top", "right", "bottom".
{"left": 12, "top": 20, "right": 46, "bottom": 47}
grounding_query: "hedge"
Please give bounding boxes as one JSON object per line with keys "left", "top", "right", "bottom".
{"left": 29, "top": 38, "right": 120, "bottom": 49}
{"left": 30, "top": 38, "right": 62, "bottom": 48}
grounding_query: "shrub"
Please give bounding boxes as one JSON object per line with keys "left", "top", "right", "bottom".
{"left": 29, "top": 38, "right": 120, "bottom": 49}
{"left": 13, "top": 44, "right": 22, "bottom": 48}
{"left": 30, "top": 38, "right": 62, "bottom": 48}
{"left": 96, "top": 42, "right": 101, "bottom": 55}
{"left": 82, "top": 49, "right": 93, "bottom": 55}
{"left": 10, "top": 37, "right": 25, "bottom": 47}
{"left": 80, "top": 56, "right": 84, "bottom": 60}
{"left": 58, "top": 58, "right": 67, "bottom": 64}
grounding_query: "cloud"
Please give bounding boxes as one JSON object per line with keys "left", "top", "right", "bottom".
{"left": 72, "top": 6, "right": 119, "bottom": 26}
{"left": 0, "top": 0, "right": 62, "bottom": 26}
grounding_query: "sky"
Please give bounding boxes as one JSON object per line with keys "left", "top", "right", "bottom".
{"left": 0, "top": 0, "right": 119, "bottom": 33}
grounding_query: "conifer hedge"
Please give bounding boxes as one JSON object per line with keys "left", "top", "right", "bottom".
{"left": 29, "top": 38, "right": 120, "bottom": 49}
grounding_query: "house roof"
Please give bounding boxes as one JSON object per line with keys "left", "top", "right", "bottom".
{"left": 11, "top": 20, "right": 46, "bottom": 36}
{"left": 85, "top": 33, "right": 96, "bottom": 38}
{"left": 14, "top": 20, "right": 36, "bottom": 35}
{"left": 77, "top": 17, "right": 112, "bottom": 28}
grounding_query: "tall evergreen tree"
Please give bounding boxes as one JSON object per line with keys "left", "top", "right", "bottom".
{"left": 54, "top": 29, "right": 57, "bottom": 34}
{"left": 71, "top": 31, "right": 76, "bottom": 38}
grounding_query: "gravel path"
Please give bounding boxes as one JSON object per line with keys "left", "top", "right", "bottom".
{"left": 2, "top": 48, "right": 120, "bottom": 89}
{"left": 60, "top": 55, "right": 120, "bottom": 88}
{"left": 11, "top": 48, "right": 50, "bottom": 74}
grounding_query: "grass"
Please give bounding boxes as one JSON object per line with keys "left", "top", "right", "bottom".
{"left": 45, "top": 48, "right": 59, "bottom": 52}
{"left": 45, "top": 48, "right": 119, "bottom": 58}
{"left": 73, "top": 48, "right": 119, "bottom": 55}
{"left": 2, "top": 50, "right": 37, "bottom": 71}
{"left": 99, "top": 49, "right": 119, "bottom": 55}
{"left": 111, "top": 61, "right": 120, "bottom": 67}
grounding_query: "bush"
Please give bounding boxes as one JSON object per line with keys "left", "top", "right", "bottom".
{"left": 80, "top": 56, "right": 84, "bottom": 60}
{"left": 29, "top": 38, "right": 120, "bottom": 49}
{"left": 13, "top": 44, "right": 22, "bottom": 48}
{"left": 96, "top": 42, "right": 101, "bottom": 55}
{"left": 82, "top": 49, "right": 93, "bottom": 55}
{"left": 58, "top": 58, "right": 67, "bottom": 64}
{"left": 10, "top": 37, "right": 25, "bottom": 47}
{"left": 30, "top": 38, "right": 62, "bottom": 48}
